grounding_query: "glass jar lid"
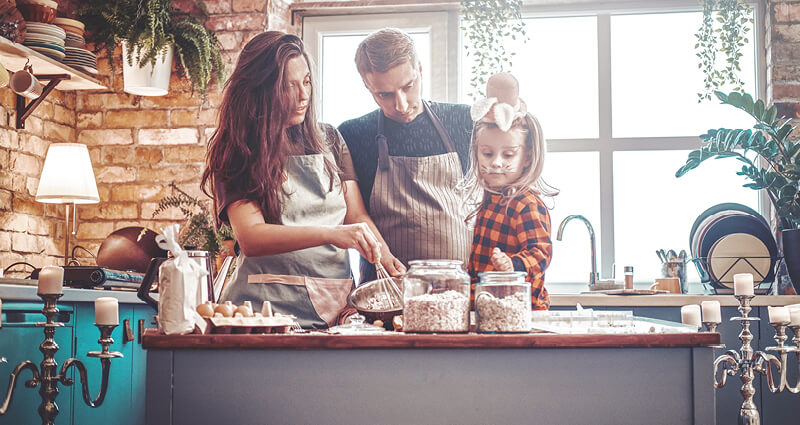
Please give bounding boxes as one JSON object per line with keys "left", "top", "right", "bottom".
{"left": 407, "top": 259, "right": 464, "bottom": 268}
{"left": 478, "top": 271, "right": 527, "bottom": 284}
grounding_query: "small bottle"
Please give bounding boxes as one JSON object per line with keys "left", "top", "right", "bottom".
{"left": 624, "top": 266, "right": 634, "bottom": 290}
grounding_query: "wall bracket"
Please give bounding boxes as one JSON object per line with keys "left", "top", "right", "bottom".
{"left": 16, "top": 74, "right": 71, "bottom": 129}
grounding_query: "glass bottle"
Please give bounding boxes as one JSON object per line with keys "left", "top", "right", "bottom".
{"left": 402, "top": 260, "right": 470, "bottom": 333}
{"left": 624, "top": 266, "right": 634, "bottom": 290}
{"left": 475, "top": 271, "right": 530, "bottom": 333}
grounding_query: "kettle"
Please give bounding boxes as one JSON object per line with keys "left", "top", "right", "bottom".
{"left": 137, "top": 250, "right": 215, "bottom": 309}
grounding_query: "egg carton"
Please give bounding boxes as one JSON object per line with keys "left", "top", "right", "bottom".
{"left": 203, "top": 315, "right": 295, "bottom": 334}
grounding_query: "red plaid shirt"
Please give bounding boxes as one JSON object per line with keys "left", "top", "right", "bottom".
{"left": 468, "top": 189, "right": 552, "bottom": 310}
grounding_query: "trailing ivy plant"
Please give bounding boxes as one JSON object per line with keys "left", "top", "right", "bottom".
{"left": 152, "top": 182, "right": 234, "bottom": 256}
{"left": 695, "top": 0, "right": 752, "bottom": 102}
{"left": 461, "top": 0, "right": 527, "bottom": 99}
{"left": 79, "top": 0, "right": 225, "bottom": 96}
{"left": 676, "top": 91, "right": 799, "bottom": 229}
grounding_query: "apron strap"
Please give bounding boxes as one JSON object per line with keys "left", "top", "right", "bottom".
{"left": 375, "top": 101, "right": 457, "bottom": 170}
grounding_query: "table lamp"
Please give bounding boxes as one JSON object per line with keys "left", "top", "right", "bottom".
{"left": 35, "top": 143, "right": 100, "bottom": 265}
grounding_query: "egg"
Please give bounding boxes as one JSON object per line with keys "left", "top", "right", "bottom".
{"left": 392, "top": 315, "right": 403, "bottom": 332}
{"left": 214, "top": 302, "right": 234, "bottom": 318}
{"left": 196, "top": 302, "right": 215, "bottom": 318}
{"left": 235, "top": 305, "right": 253, "bottom": 317}
{"left": 373, "top": 320, "right": 384, "bottom": 328}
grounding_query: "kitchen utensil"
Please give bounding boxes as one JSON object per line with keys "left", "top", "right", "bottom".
{"left": 699, "top": 214, "right": 777, "bottom": 286}
{"left": 650, "top": 277, "right": 681, "bottom": 293}
{"left": 375, "top": 261, "right": 402, "bottom": 309}
{"left": 9, "top": 68, "right": 42, "bottom": 99}
{"left": 346, "top": 279, "right": 403, "bottom": 330}
{"left": 707, "top": 233, "right": 771, "bottom": 288}
{"left": 656, "top": 250, "right": 666, "bottom": 263}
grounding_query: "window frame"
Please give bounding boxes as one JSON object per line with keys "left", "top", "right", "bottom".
{"left": 300, "top": 0, "right": 769, "bottom": 286}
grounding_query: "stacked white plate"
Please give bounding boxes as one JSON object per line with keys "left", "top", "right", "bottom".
{"left": 23, "top": 22, "right": 66, "bottom": 61}
{"left": 64, "top": 47, "right": 98, "bottom": 75}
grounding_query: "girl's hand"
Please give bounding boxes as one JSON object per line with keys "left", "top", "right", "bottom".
{"left": 328, "top": 223, "right": 381, "bottom": 264}
{"left": 490, "top": 247, "right": 513, "bottom": 272}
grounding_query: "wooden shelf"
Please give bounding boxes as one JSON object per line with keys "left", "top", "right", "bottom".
{"left": 0, "top": 36, "right": 105, "bottom": 91}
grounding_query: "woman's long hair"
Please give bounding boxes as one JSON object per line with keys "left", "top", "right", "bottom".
{"left": 201, "top": 31, "right": 337, "bottom": 225}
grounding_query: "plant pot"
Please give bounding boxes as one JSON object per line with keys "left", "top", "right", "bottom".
{"left": 780, "top": 228, "right": 800, "bottom": 294}
{"left": 121, "top": 42, "right": 173, "bottom": 96}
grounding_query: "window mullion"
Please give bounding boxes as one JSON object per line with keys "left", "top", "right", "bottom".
{"left": 597, "top": 12, "right": 615, "bottom": 280}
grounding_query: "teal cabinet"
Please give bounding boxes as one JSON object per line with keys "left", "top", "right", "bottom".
{"left": 0, "top": 302, "right": 74, "bottom": 425}
{"left": 71, "top": 303, "right": 135, "bottom": 425}
{"left": 130, "top": 305, "right": 157, "bottom": 425}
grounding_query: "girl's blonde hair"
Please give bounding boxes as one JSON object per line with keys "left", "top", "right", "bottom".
{"left": 462, "top": 113, "right": 558, "bottom": 208}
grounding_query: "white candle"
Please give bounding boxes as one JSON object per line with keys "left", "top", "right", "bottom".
{"left": 37, "top": 266, "right": 64, "bottom": 294}
{"left": 733, "top": 273, "right": 754, "bottom": 296}
{"left": 701, "top": 300, "right": 722, "bottom": 323}
{"left": 768, "top": 306, "right": 790, "bottom": 324}
{"left": 95, "top": 297, "right": 119, "bottom": 325}
{"left": 681, "top": 304, "right": 702, "bottom": 328}
{"left": 788, "top": 305, "right": 800, "bottom": 327}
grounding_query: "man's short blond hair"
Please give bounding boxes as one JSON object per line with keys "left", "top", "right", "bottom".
{"left": 355, "top": 28, "right": 419, "bottom": 75}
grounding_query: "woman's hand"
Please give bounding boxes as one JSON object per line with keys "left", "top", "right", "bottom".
{"left": 490, "top": 247, "right": 513, "bottom": 272}
{"left": 327, "top": 223, "right": 381, "bottom": 264}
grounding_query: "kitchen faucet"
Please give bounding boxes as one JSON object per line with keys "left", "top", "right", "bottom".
{"left": 556, "top": 215, "right": 600, "bottom": 287}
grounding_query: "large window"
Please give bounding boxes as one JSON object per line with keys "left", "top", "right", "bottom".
{"left": 303, "top": 2, "right": 763, "bottom": 289}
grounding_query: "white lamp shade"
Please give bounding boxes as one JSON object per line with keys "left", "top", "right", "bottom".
{"left": 36, "top": 143, "right": 100, "bottom": 204}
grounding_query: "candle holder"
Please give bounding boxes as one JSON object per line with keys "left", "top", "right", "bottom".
{"left": 703, "top": 321, "right": 719, "bottom": 333}
{"left": 713, "top": 295, "right": 799, "bottom": 425}
{"left": 0, "top": 293, "right": 122, "bottom": 424}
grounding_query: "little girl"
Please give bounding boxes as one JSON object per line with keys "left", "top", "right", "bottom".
{"left": 465, "top": 72, "right": 558, "bottom": 310}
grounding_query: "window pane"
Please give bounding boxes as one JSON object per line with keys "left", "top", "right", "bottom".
{"left": 613, "top": 150, "right": 760, "bottom": 284}
{"left": 544, "top": 152, "right": 602, "bottom": 284}
{"left": 611, "top": 11, "right": 757, "bottom": 138}
{"left": 460, "top": 16, "right": 598, "bottom": 139}
{"left": 319, "top": 32, "right": 431, "bottom": 126}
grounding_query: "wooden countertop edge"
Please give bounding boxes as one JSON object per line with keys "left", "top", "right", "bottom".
{"left": 142, "top": 329, "right": 719, "bottom": 350}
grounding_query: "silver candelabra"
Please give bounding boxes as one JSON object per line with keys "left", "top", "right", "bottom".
{"left": 0, "top": 293, "right": 122, "bottom": 425}
{"left": 711, "top": 295, "right": 798, "bottom": 425}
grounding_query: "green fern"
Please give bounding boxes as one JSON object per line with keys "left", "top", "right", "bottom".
{"left": 152, "top": 182, "right": 234, "bottom": 255}
{"left": 79, "top": 0, "right": 225, "bottom": 96}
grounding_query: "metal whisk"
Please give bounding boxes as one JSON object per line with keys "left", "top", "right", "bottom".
{"left": 375, "top": 262, "right": 403, "bottom": 309}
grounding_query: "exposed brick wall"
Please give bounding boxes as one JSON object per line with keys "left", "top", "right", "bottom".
{"left": 0, "top": 85, "right": 77, "bottom": 274}
{"left": 0, "top": 0, "right": 297, "bottom": 276}
{"left": 768, "top": 0, "right": 800, "bottom": 124}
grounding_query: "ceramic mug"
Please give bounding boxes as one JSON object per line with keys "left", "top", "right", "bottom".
{"left": 650, "top": 277, "right": 681, "bottom": 294}
{"left": 10, "top": 70, "right": 42, "bottom": 99}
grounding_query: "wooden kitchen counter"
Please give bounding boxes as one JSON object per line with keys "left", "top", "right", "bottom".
{"left": 142, "top": 328, "right": 719, "bottom": 349}
{"left": 144, "top": 329, "right": 718, "bottom": 425}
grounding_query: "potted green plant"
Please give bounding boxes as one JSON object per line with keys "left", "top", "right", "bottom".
{"left": 78, "top": 0, "right": 225, "bottom": 97}
{"left": 152, "top": 183, "right": 235, "bottom": 261}
{"left": 676, "top": 90, "right": 799, "bottom": 290}
{"left": 695, "top": 0, "right": 752, "bottom": 101}
{"left": 460, "top": 0, "right": 526, "bottom": 99}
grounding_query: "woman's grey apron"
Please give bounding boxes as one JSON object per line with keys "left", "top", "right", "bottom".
{"left": 363, "top": 101, "right": 472, "bottom": 280}
{"left": 220, "top": 153, "right": 352, "bottom": 329}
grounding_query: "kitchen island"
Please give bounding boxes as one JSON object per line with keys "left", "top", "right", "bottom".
{"left": 143, "top": 330, "right": 719, "bottom": 425}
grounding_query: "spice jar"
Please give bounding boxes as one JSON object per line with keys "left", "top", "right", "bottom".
{"left": 475, "top": 271, "right": 530, "bottom": 333}
{"left": 624, "top": 266, "right": 634, "bottom": 290}
{"left": 402, "top": 260, "right": 470, "bottom": 333}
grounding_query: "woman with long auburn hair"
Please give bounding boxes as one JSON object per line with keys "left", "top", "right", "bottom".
{"left": 201, "top": 31, "right": 402, "bottom": 329}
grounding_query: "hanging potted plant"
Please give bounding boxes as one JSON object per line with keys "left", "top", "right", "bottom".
{"left": 695, "top": 0, "right": 753, "bottom": 101}
{"left": 460, "top": 0, "right": 526, "bottom": 99}
{"left": 78, "top": 0, "right": 225, "bottom": 97}
{"left": 676, "top": 91, "right": 799, "bottom": 292}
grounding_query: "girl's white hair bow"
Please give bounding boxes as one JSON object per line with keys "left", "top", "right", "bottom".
{"left": 470, "top": 97, "right": 527, "bottom": 132}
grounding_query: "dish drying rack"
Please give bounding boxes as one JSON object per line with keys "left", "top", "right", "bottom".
{"left": 690, "top": 256, "right": 781, "bottom": 295}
